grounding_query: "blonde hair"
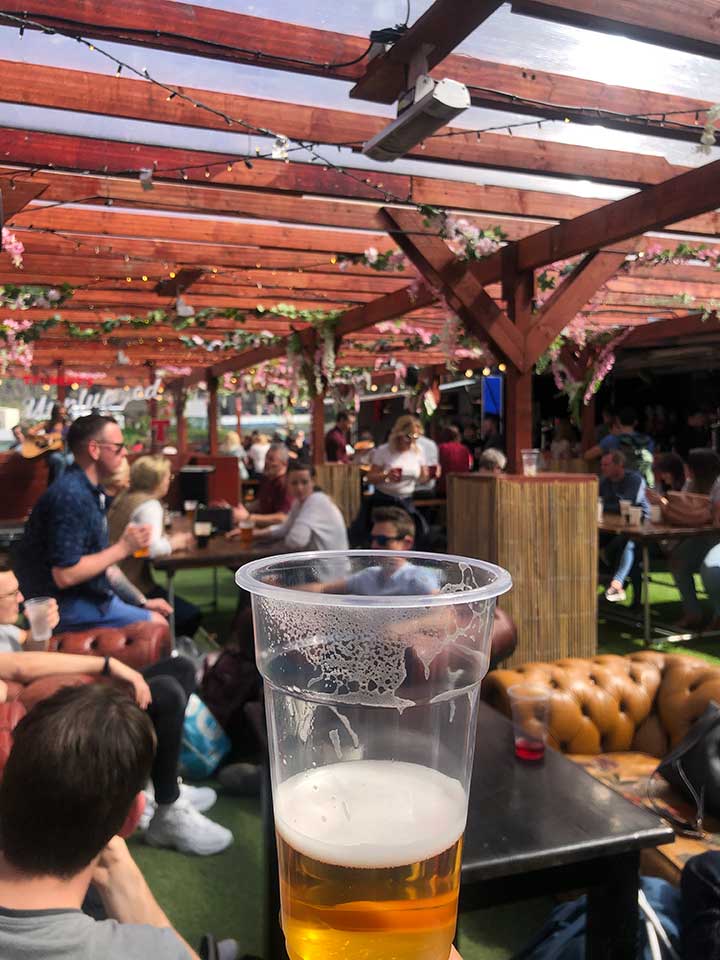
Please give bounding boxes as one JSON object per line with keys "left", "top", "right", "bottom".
{"left": 104, "top": 457, "right": 130, "bottom": 496}
{"left": 130, "top": 455, "right": 171, "bottom": 494}
{"left": 389, "top": 415, "right": 419, "bottom": 452}
{"left": 222, "top": 430, "right": 241, "bottom": 450}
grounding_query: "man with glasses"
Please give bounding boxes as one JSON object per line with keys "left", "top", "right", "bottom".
{"left": 14, "top": 415, "right": 171, "bottom": 633}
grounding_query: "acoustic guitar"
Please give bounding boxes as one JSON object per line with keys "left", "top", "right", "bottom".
{"left": 20, "top": 434, "right": 64, "bottom": 460}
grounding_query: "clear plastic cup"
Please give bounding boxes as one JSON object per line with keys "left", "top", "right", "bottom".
{"left": 23, "top": 597, "right": 54, "bottom": 648}
{"left": 238, "top": 519, "right": 254, "bottom": 546}
{"left": 521, "top": 449, "right": 540, "bottom": 476}
{"left": 508, "top": 683, "right": 550, "bottom": 763}
{"left": 236, "top": 550, "right": 511, "bottom": 960}
{"left": 618, "top": 498, "right": 632, "bottom": 518}
{"left": 627, "top": 505, "right": 643, "bottom": 526}
{"left": 650, "top": 503, "right": 663, "bottom": 524}
{"left": 597, "top": 498, "right": 604, "bottom": 523}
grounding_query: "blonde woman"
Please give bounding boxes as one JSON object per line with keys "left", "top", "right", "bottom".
{"left": 221, "top": 429, "right": 249, "bottom": 479}
{"left": 350, "top": 415, "right": 429, "bottom": 547}
{"left": 108, "top": 456, "right": 200, "bottom": 636}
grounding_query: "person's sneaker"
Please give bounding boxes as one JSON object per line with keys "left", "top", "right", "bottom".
{"left": 145, "top": 798, "right": 233, "bottom": 856}
{"left": 605, "top": 584, "right": 626, "bottom": 603}
{"left": 138, "top": 781, "right": 217, "bottom": 831}
{"left": 218, "top": 762, "right": 262, "bottom": 797}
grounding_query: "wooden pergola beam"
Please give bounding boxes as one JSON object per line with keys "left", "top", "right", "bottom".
{"left": 524, "top": 247, "right": 634, "bottom": 363}
{"left": 512, "top": 0, "right": 720, "bottom": 58}
{"left": 0, "top": 179, "right": 48, "bottom": 221}
{"left": 0, "top": 60, "right": 690, "bottom": 187}
{"left": 350, "top": 0, "right": 503, "bottom": 102}
{"left": 380, "top": 207, "right": 525, "bottom": 369}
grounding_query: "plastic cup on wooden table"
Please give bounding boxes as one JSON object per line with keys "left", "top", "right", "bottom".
{"left": 521, "top": 449, "right": 540, "bottom": 476}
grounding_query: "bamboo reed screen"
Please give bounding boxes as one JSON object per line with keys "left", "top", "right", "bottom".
{"left": 314, "top": 463, "right": 362, "bottom": 526}
{"left": 543, "top": 457, "right": 594, "bottom": 475}
{"left": 448, "top": 473, "right": 598, "bottom": 665}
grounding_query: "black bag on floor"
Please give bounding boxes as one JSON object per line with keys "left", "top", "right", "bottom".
{"left": 654, "top": 701, "right": 720, "bottom": 830}
{"left": 200, "top": 646, "right": 262, "bottom": 753}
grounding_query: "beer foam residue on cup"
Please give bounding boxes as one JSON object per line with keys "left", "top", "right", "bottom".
{"left": 274, "top": 760, "right": 466, "bottom": 869}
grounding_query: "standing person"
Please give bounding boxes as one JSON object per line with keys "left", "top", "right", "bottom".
{"left": 248, "top": 433, "right": 270, "bottom": 477}
{"left": 599, "top": 451, "right": 648, "bottom": 604}
{"left": 230, "top": 459, "right": 348, "bottom": 556}
{"left": 221, "top": 430, "right": 249, "bottom": 480}
{"left": 413, "top": 418, "right": 440, "bottom": 495}
{"left": 0, "top": 682, "right": 208, "bottom": 957}
{"left": 230, "top": 442, "right": 292, "bottom": 528}
{"left": 286, "top": 430, "right": 308, "bottom": 461}
{"left": 349, "top": 415, "right": 429, "bottom": 547}
{"left": 0, "top": 554, "right": 231, "bottom": 856}
{"left": 108, "top": 456, "right": 201, "bottom": 638}
{"left": 479, "top": 414, "right": 504, "bottom": 452}
{"left": 667, "top": 448, "right": 720, "bottom": 629}
{"left": 437, "top": 425, "right": 472, "bottom": 496}
{"left": 585, "top": 406, "right": 655, "bottom": 487}
{"left": 325, "top": 411, "right": 355, "bottom": 463}
{"left": 13, "top": 414, "right": 171, "bottom": 633}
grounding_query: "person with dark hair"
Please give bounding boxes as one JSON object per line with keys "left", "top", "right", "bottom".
{"left": 14, "top": 414, "right": 171, "bottom": 633}
{"left": 0, "top": 683, "right": 202, "bottom": 958}
{"left": 667, "top": 448, "right": 720, "bottom": 628}
{"left": 230, "top": 459, "right": 348, "bottom": 556}
{"left": 9, "top": 423, "right": 24, "bottom": 451}
{"left": 479, "top": 413, "right": 504, "bottom": 453}
{"left": 325, "top": 410, "right": 355, "bottom": 463}
{"left": 599, "top": 450, "right": 648, "bottom": 604}
{"left": 652, "top": 451, "right": 687, "bottom": 495}
{"left": 437, "top": 425, "right": 472, "bottom": 496}
{"left": 27, "top": 402, "right": 70, "bottom": 483}
{"left": 0, "top": 553, "right": 232, "bottom": 856}
{"left": 586, "top": 406, "right": 655, "bottom": 486}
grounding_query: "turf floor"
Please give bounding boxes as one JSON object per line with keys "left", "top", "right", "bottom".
{"left": 136, "top": 565, "right": 719, "bottom": 959}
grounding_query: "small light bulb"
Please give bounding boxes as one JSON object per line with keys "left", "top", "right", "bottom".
{"left": 370, "top": 384, "right": 378, "bottom": 392}
{"left": 465, "top": 369, "right": 473, "bottom": 378}
{"left": 142, "top": 275, "right": 148, "bottom": 282}
{"left": 482, "top": 366, "right": 491, "bottom": 377}
{"left": 169, "top": 271, "right": 176, "bottom": 279}
{"left": 390, "top": 385, "right": 398, "bottom": 393}
{"left": 70, "top": 382, "right": 79, "bottom": 390}
{"left": 498, "top": 362, "right": 507, "bottom": 373}
{"left": 42, "top": 384, "right": 50, "bottom": 391}
{"left": 126, "top": 276, "right": 132, "bottom": 283}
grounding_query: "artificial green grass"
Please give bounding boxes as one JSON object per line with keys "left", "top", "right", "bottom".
{"left": 138, "top": 565, "right": 714, "bottom": 959}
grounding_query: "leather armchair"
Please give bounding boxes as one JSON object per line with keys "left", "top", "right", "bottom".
{"left": 0, "top": 620, "right": 171, "bottom": 773}
{"left": 483, "top": 651, "right": 720, "bottom": 758}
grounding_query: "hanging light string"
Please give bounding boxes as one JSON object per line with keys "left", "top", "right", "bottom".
{"left": 1, "top": 10, "right": 716, "bottom": 210}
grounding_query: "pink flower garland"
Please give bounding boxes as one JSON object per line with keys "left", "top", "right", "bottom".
{"left": 1, "top": 228, "right": 24, "bottom": 269}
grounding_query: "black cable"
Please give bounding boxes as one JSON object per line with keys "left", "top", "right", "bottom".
{"left": 0, "top": 10, "right": 373, "bottom": 70}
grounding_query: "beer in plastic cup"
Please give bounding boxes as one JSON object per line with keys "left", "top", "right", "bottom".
{"left": 521, "top": 449, "right": 540, "bottom": 476}
{"left": 23, "top": 597, "right": 54, "bottom": 648}
{"left": 184, "top": 499, "right": 198, "bottom": 517}
{"left": 236, "top": 550, "right": 511, "bottom": 960}
{"left": 193, "top": 520, "right": 212, "bottom": 548}
{"left": 508, "top": 683, "right": 550, "bottom": 763}
{"left": 239, "top": 519, "right": 254, "bottom": 546}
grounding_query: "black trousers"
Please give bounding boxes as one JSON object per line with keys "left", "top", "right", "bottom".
{"left": 142, "top": 655, "right": 197, "bottom": 805}
{"left": 681, "top": 851, "right": 720, "bottom": 959}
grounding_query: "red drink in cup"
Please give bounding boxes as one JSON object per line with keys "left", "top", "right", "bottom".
{"left": 508, "top": 684, "right": 550, "bottom": 764}
{"left": 514, "top": 737, "right": 545, "bottom": 762}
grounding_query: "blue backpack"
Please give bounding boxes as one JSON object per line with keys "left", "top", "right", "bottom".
{"left": 511, "top": 877, "right": 681, "bottom": 960}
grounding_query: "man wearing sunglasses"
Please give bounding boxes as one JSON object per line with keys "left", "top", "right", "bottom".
{"left": 14, "top": 415, "right": 171, "bottom": 633}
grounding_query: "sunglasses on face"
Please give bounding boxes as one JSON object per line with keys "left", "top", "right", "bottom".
{"left": 93, "top": 440, "right": 126, "bottom": 454}
{"left": 370, "top": 534, "right": 402, "bottom": 547}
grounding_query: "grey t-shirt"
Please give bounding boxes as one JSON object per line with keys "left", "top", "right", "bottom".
{"left": 0, "top": 624, "right": 22, "bottom": 653}
{"left": 0, "top": 907, "right": 190, "bottom": 959}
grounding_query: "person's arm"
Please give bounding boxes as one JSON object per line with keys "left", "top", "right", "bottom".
{"left": 0, "top": 651, "right": 151, "bottom": 707}
{"left": 584, "top": 443, "right": 603, "bottom": 461}
{"left": 249, "top": 510, "right": 288, "bottom": 526}
{"left": 132, "top": 500, "right": 172, "bottom": 558}
{"left": 106, "top": 565, "right": 147, "bottom": 606}
{"left": 51, "top": 524, "right": 151, "bottom": 590}
{"left": 92, "top": 837, "right": 199, "bottom": 960}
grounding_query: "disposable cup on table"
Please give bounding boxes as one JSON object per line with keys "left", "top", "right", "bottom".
{"left": 238, "top": 519, "right": 254, "bottom": 546}
{"left": 183, "top": 499, "right": 198, "bottom": 518}
{"left": 618, "top": 498, "right": 632, "bottom": 518}
{"left": 627, "top": 505, "right": 643, "bottom": 526}
{"left": 597, "top": 499, "right": 604, "bottom": 523}
{"left": 650, "top": 504, "right": 663, "bottom": 524}
{"left": 236, "top": 550, "right": 511, "bottom": 960}
{"left": 521, "top": 449, "right": 540, "bottom": 476}
{"left": 23, "top": 597, "right": 54, "bottom": 648}
{"left": 507, "top": 683, "right": 550, "bottom": 763}
{"left": 193, "top": 520, "right": 212, "bottom": 548}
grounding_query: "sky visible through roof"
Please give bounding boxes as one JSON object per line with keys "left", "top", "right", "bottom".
{"left": 0, "top": 1, "right": 719, "bottom": 209}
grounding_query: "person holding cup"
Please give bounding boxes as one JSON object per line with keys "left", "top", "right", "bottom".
{"left": 13, "top": 415, "right": 171, "bottom": 633}
{"left": 599, "top": 450, "right": 649, "bottom": 604}
{"left": 0, "top": 558, "right": 59, "bottom": 652}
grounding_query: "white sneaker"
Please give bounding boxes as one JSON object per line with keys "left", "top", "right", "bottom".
{"left": 145, "top": 798, "right": 233, "bottom": 856}
{"left": 138, "top": 781, "right": 217, "bottom": 831}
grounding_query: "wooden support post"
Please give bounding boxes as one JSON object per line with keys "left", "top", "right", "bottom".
{"left": 174, "top": 386, "right": 187, "bottom": 453}
{"left": 502, "top": 248, "right": 535, "bottom": 474}
{"left": 312, "top": 393, "right": 326, "bottom": 467}
{"left": 148, "top": 363, "right": 158, "bottom": 453}
{"left": 581, "top": 396, "right": 596, "bottom": 453}
{"left": 55, "top": 361, "right": 65, "bottom": 403}
{"left": 235, "top": 394, "right": 243, "bottom": 437}
{"left": 208, "top": 376, "right": 219, "bottom": 455}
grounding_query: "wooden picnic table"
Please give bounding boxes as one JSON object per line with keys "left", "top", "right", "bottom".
{"left": 599, "top": 513, "right": 720, "bottom": 645}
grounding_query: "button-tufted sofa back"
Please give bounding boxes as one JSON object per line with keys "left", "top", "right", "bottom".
{"left": 50, "top": 621, "right": 170, "bottom": 671}
{"left": 483, "top": 652, "right": 720, "bottom": 758}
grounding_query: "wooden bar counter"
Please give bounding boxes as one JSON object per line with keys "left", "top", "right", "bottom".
{"left": 448, "top": 472, "right": 599, "bottom": 665}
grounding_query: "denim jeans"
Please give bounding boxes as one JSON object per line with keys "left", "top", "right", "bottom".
{"left": 681, "top": 852, "right": 720, "bottom": 959}
{"left": 669, "top": 535, "right": 719, "bottom": 617}
{"left": 605, "top": 534, "right": 641, "bottom": 600}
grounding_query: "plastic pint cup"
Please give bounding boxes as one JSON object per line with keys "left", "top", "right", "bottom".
{"left": 236, "top": 550, "right": 511, "bottom": 960}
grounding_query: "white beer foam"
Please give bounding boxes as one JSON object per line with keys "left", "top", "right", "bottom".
{"left": 275, "top": 760, "right": 467, "bottom": 869}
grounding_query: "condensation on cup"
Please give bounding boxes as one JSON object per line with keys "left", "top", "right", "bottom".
{"left": 236, "top": 550, "right": 511, "bottom": 960}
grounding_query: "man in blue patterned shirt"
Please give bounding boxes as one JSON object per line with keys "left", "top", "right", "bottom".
{"left": 15, "top": 415, "right": 171, "bottom": 632}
